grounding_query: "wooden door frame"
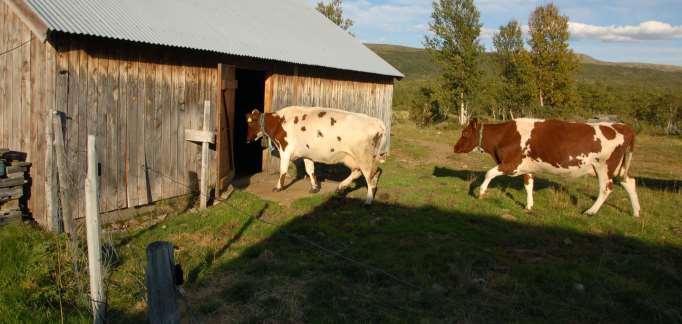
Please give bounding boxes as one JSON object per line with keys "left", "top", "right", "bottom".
{"left": 216, "top": 64, "right": 236, "bottom": 193}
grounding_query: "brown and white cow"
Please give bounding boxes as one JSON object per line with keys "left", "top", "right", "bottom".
{"left": 454, "top": 118, "right": 641, "bottom": 217}
{"left": 245, "top": 106, "right": 387, "bottom": 204}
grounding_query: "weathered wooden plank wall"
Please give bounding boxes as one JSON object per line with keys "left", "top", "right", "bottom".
{"left": 0, "top": 1, "right": 53, "bottom": 226}
{"left": 52, "top": 38, "right": 217, "bottom": 218}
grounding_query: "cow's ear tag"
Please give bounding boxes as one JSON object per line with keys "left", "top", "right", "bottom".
{"left": 247, "top": 117, "right": 252, "bottom": 123}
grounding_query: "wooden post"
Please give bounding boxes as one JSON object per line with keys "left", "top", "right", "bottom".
{"left": 184, "top": 101, "right": 214, "bottom": 209}
{"left": 85, "top": 135, "right": 106, "bottom": 324}
{"left": 45, "top": 111, "right": 60, "bottom": 232}
{"left": 146, "top": 241, "right": 180, "bottom": 324}
{"left": 200, "top": 101, "right": 211, "bottom": 208}
{"left": 52, "top": 111, "right": 77, "bottom": 244}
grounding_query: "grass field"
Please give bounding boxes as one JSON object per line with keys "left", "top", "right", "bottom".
{"left": 1, "top": 120, "right": 681, "bottom": 323}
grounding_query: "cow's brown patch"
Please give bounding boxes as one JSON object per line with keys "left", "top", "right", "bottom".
{"left": 606, "top": 181, "right": 613, "bottom": 191}
{"left": 318, "top": 112, "right": 327, "bottom": 117}
{"left": 606, "top": 123, "right": 636, "bottom": 177}
{"left": 330, "top": 148, "right": 335, "bottom": 152}
{"left": 337, "top": 136, "right": 342, "bottom": 142}
{"left": 477, "top": 121, "right": 524, "bottom": 174}
{"left": 372, "top": 132, "right": 382, "bottom": 148}
{"left": 599, "top": 125, "right": 616, "bottom": 140}
{"left": 264, "top": 114, "right": 288, "bottom": 150}
{"left": 523, "top": 174, "right": 533, "bottom": 185}
{"left": 317, "top": 130, "right": 324, "bottom": 138}
{"left": 302, "top": 114, "right": 307, "bottom": 121}
{"left": 527, "top": 120, "right": 602, "bottom": 169}
{"left": 301, "top": 126, "right": 306, "bottom": 132}
{"left": 294, "top": 116, "right": 299, "bottom": 124}
{"left": 330, "top": 117, "right": 337, "bottom": 126}
{"left": 306, "top": 144, "right": 310, "bottom": 149}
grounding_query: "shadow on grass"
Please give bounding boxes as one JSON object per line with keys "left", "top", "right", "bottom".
{"left": 432, "top": 167, "right": 577, "bottom": 205}
{"left": 185, "top": 196, "right": 682, "bottom": 323}
{"left": 636, "top": 176, "right": 681, "bottom": 193}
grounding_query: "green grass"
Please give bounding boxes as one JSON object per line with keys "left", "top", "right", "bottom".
{"left": 2, "top": 121, "right": 680, "bottom": 323}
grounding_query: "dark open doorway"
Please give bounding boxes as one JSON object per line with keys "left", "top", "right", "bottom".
{"left": 234, "top": 69, "right": 265, "bottom": 177}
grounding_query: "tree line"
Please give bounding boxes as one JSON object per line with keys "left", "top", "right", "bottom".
{"left": 316, "top": 0, "right": 681, "bottom": 135}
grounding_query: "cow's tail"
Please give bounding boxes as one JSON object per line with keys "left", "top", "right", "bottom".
{"left": 374, "top": 127, "right": 389, "bottom": 164}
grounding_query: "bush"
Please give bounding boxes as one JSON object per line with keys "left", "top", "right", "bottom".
{"left": 409, "top": 86, "right": 446, "bottom": 127}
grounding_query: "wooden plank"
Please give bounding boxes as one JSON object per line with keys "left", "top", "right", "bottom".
{"left": 66, "top": 41, "right": 80, "bottom": 219}
{"left": 0, "top": 2, "right": 6, "bottom": 149}
{"left": 126, "top": 52, "right": 139, "bottom": 207}
{"left": 52, "top": 111, "right": 77, "bottom": 244}
{"left": 152, "top": 56, "right": 163, "bottom": 201}
{"left": 19, "top": 19, "right": 30, "bottom": 152}
{"left": 110, "top": 49, "right": 123, "bottom": 210}
{"left": 29, "top": 24, "right": 45, "bottom": 226}
{"left": 144, "top": 58, "right": 157, "bottom": 202}
{"left": 138, "top": 56, "right": 150, "bottom": 205}
{"left": 184, "top": 130, "right": 215, "bottom": 144}
{"left": 44, "top": 41, "right": 58, "bottom": 230}
{"left": 170, "top": 62, "right": 184, "bottom": 197}
{"left": 160, "top": 55, "right": 172, "bottom": 199}
{"left": 117, "top": 49, "right": 128, "bottom": 209}
{"left": 77, "top": 44, "right": 89, "bottom": 218}
{"left": 183, "top": 65, "right": 198, "bottom": 196}
{"left": 216, "top": 64, "right": 236, "bottom": 192}
{"left": 0, "top": 177, "right": 26, "bottom": 188}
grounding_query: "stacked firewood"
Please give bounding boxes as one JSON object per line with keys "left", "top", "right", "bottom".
{"left": 0, "top": 148, "right": 30, "bottom": 225}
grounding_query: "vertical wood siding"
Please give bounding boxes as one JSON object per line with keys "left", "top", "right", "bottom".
{"left": 0, "top": 2, "right": 53, "bottom": 227}
{"left": 52, "top": 39, "right": 217, "bottom": 217}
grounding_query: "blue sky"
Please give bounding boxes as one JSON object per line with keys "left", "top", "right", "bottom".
{"left": 308, "top": 0, "right": 682, "bottom": 66}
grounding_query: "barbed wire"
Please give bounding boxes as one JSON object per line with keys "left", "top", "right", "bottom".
{"left": 0, "top": 36, "right": 31, "bottom": 57}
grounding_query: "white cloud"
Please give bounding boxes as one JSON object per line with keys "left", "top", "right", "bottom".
{"left": 343, "top": 0, "right": 431, "bottom": 33}
{"left": 569, "top": 21, "right": 682, "bottom": 42}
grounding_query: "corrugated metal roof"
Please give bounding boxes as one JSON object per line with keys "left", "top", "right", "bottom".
{"left": 24, "top": 0, "right": 403, "bottom": 78}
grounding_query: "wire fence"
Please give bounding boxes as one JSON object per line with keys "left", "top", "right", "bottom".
{"left": 142, "top": 166, "right": 430, "bottom": 317}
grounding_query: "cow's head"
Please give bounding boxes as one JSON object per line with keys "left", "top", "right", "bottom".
{"left": 245, "top": 109, "right": 262, "bottom": 143}
{"left": 454, "top": 118, "right": 481, "bottom": 153}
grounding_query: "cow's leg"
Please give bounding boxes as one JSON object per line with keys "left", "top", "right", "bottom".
{"left": 479, "top": 166, "right": 504, "bottom": 198}
{"left": 620, "top": 176, "right": 641, "bottom": 218}
{"left": 584, "top": 165, "right": 613, "bottom": 215}
{"left": 360, "top": 165, "right": 378, "bottom": 205}
{"left": 273, "top": 151, "right": 291, "bottom": 192}
{"left": 523, "top": 174, "right": 534, "bottom": 211}
{"left": 337, "top": 169, "right": 362, "bottom": 192}
{"left": 303, "top": 158, "right": 320, "bottom": 193}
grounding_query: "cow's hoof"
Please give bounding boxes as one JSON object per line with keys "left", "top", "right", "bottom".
{"left": 524, "top": 208, "right": 533, "bottom": 213}
{"left": 309, "top": 187, "right": 321, "bottom": 194}
{"left": 272, "top": 187, "right": 282, "bottom": 192}
{"left": 583, "top": 210, "right": 597, "bottom": 216}
{"left": 477, "top": 193, "right": 486, "bottom": 199}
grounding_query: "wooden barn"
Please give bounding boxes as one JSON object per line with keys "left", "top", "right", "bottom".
{"left": 0, "top": 0, "right": 402, "bottom": 230}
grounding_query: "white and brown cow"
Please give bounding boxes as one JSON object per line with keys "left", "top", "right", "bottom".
{"left": 454, "top": 118, "right": 641, "bottom": 217}
{"left": 245, "top": 106, "right": 387, "bottom": 204}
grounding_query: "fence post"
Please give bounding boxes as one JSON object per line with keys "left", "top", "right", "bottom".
{"left": 85, "top": 135, "right": 106, "bottom": 323}
{"left": 52, "top": 110, "right": 77, "bottom": 243}
{"left": 146, "top": 241, "right": 180, "bottom": 324}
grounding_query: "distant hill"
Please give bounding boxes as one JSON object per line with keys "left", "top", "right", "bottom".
{"left": 366, "top": 43, "right": 682, "bottom": 91}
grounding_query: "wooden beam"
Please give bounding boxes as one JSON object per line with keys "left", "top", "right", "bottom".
{"left": 52, "top": 110, "right": 77, "bottom": 244}
{"left": 3, "top": 0, "right": 49, "bottom": 42}
{"left": 184, "top": 129, "right": 215, "bottom": 144}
